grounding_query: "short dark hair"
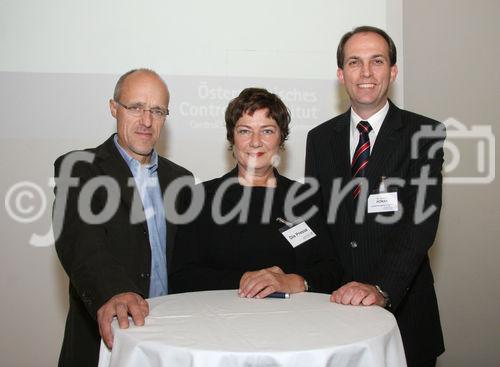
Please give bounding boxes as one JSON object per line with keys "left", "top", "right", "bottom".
{"left": 225, "top": 88, "right": 290, "bottom": 145}
{"left": 337, "top": 25, "right": 397, "bottom": 69}
{"left": 113, "top": 68, "right": 168, "bottom": 101}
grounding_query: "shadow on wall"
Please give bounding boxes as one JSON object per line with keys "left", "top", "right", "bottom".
{"left": 335, "top": 82, "right": 350, "bottom": 112}
{"left": 53, "top": 248, "right": 69, "bottom": 353}
{"left": 156, "top": 124, "right": 171, "bottom": 159}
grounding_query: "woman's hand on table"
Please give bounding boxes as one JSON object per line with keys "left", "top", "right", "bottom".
{"left": 238, "top": 266, "right": 306, "bottom": 298}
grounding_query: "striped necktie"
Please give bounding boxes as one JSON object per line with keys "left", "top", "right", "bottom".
{"left": 351, "top": 120, "right": 372, "bottom": 198}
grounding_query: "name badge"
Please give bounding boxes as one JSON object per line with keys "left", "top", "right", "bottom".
{"left": 367, "top": 192, "right": 399, "bottom": 213}
{"left": 280, "top": 221, "right": 316, "bottom": 248}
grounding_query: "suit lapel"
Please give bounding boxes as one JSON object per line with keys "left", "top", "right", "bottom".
{"left": 330, "top": 111, "right": 352, "bottom": 184}
{"left": 99, "top": 137, "right": 181, "bottom": 273}
{"left": 96, "top": 135, "right": 138, "bottom": 213}
{"left": 157, "top": 157, "right": 180, "bottom": 270}
{"left": 365, "top": 101, "right": 404, "bottom": 187}
{"left": 330, "top": 110, "right": 355, "bottom": 219}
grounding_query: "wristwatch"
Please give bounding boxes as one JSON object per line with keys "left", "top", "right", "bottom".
{"left": 374, "top": 284, "right": 391, "bottom": 308}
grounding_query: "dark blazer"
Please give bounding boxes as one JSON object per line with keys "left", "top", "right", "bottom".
{"left": 170, "top": 168, "right": 343, "bottom": 294}
{"left": 53, "top": 135, "right": 193, "bottom": 367}
{"left": 305, "top": 101, "right": 445, "bottom": 365}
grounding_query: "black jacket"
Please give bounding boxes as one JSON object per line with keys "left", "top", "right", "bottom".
{"left": 305, "top": 101, "right": 445, "bottom": 364}
{"left": 171, "top": 168, "right": 343, "bottom": 294}
{"left": 54, "top": 135, "right": 193, "bottom": 367}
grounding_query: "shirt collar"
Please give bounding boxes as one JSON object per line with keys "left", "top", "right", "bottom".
{"left": 113, "top": 134, "right": 158, "bottom": 173}
{"left": 350, "top": 100, "right": 389, "bottom": 137}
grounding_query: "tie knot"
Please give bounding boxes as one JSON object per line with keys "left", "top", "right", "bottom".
{"left": 357, "top": 120, "right": 372, "bottom": 134}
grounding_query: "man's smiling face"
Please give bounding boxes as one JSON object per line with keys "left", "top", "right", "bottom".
{"left": 337, "top": 31, "right": 398, "bottom": 118}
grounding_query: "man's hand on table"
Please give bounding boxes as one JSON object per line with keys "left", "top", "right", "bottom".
{"left": 238, "top": 266, "right": 306, "bottom": 298}
{"left": 330, "top": 281, "right": 386, "bottom": 307}
{"left": 97, "top": 292, "right": 149, "bottom": 349}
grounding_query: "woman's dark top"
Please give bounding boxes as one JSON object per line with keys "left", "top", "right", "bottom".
{"left": 171, "top": 168, "right": 342, "bottom": 294}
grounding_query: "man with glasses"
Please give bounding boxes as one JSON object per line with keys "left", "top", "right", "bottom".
{"left": 53, "top": 68, "right": 193, "bottom": 366}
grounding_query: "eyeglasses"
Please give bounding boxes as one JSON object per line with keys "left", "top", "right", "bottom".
{"left": 115, "top": 100, "right": 169, "bottom": 119}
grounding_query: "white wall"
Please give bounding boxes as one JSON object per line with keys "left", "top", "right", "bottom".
{"left": 0, "top": 1, "right": 403, "bottom": 366}
{"left": 403, "top": 1, "right": 500, "bottom": 366}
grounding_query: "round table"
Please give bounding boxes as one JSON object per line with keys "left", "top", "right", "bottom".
{"left": 98, "top": 290, "right": 407, "bottom": 367}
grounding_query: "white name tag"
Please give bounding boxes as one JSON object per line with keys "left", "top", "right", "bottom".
{"left": 281, "top": 222, "right": 316, "bottom": 248}
{"left": 367, "top": 192, "right": 399, "bottom": 213}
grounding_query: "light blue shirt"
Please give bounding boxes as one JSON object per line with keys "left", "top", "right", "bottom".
{"left": 114, "top": 135, "right": 168, "bottom": 297}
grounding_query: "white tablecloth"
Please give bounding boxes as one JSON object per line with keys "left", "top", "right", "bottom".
{"left": 98, "top": 290, "right": 406, "bottom": 367}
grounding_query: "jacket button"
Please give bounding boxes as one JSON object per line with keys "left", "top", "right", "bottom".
{"left": 350, "top": 241, "right": 358, "bottom": 248}
{"left": 140, "top": 273, "right": 150, "bottom": 278}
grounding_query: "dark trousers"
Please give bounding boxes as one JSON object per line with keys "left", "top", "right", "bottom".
{"left": 408, "top": 358, "right": 437, "bottom": 367}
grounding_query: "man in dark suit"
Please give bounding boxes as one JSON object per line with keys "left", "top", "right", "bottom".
{"left": 305, "top": 26, "right": 445, "bottom": 367}
{"left": 53, "top": 68, "right": 193, "bottom": 366}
